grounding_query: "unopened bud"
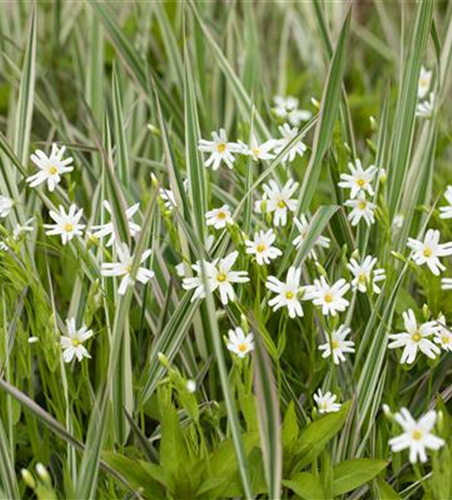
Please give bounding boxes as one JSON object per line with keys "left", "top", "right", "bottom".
{"left": 35, "top": 463, "right": 51, "bottom": 484}
{"left": 158, "top": 352, "right": 169, "bottom": 367}
{"left": 21, "top": 469, "right": 36, "bottom": 489}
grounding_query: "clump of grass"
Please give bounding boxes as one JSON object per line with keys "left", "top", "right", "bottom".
{"left": 1, "top": 1, "right": 452, "bottom": 499}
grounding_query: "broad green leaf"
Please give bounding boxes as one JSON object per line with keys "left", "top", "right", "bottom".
{"left": 283, "top": 473, "right": 325, "bottom": 500}
{"left": 332, "top": 459, "right": 388, "bottom": 496}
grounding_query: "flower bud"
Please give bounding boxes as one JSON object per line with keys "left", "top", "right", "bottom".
{"left": 158, "top": 352, "right": 169, "bottom": 367}
{"left": 21, "top": 469, "right": 36, "bottom": 489}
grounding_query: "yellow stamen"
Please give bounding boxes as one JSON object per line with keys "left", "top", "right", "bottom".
{"left": 237, "top": 343, "right": 247, "bottom": 352}
{"left": 64, "top": 222, "right": 74, "bottom": 232}
{"left": 357, "top": 178, "right": 366, "bottom": 187}
{"left": 324, "top": 292, "right": 333, "bottom": 303}
{"left": 443, "top": 336, "right": 450, "bottom": 344}
{"left": 217, "top": 272, "right": 227, "bottom": 282}
{"left": 332, "top": 340, "right": 340, "bottom": 349}
{"left": 256, "top": 243, "right": 266, "bottom": 253}
{"left": 358, "top": 272, "right": 367, "bottom": 283}
{"left": 277, "top": 200, "right": 286, "bottom": 209}
{"left": 217, "top": 211, "right": 227, "bottom": 220}
{"left": 412, "top": 429, "right": 423, "bottom": 441}
{"left": 49, "top": 165, "right": 58, "bottom": 175}
{"left": 423, "top": 247, "right": 432, "bottom": 258}
{"left": 217, "top": 143, "right": 226, "bottom": 154}
{"left": 412, "top": 332, "right": 421, "bottom": 342}
{"left": 285, "top": 291, "right": 294, "bottom": 300}
{"left": 72, "top": 339, "right": 80, "bottom": 347}
{"left": 358, "top": 201, "right": 367, "bottom": 210}
{"left": 252, "top": 147, "right": 261, "bottom": 157}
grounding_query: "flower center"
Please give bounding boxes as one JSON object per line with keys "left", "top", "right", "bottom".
{"left": 412, "top": 429, "right": 423, "bottom": 441}
{"left": 256, "top": 243, "right": 266, "bottom": 253}
{"left": 217, "top": 272, "right": 227, "bottom": 282}
{"left": 64, "top": 222, "right": 74, "bottom": 232}
{"left": 419, "top": 78, "right": 428, "bottom": 88}
{"left": 126, "top": 264, "right": 132, "bottom": 273}
{"left": 217, "top": 143, "right": 226, "bottom": 154}
{"left": 277, "top": 200, "right": 286, "bottom": 209}
{"left": 332, "top": 340, "right": 340, "bottom": 350}
{"left": 72, "top": 339, "right": 80, "bottom": 347}
{"left": 252, "top": 147, "right": 261, "bottom": 157}
{"left": 48, "top": 165, "right": 58, "bottom": 175}
{"left": 324, "top": 292, "right": 333, "bottom": 303}
{"left": 237, "top": 343, "right": 247, "bottom": 352}
{"left": 217, "top": 211, "right": 227, "bottom": 220}
{"left": 285, "top": 291, "right": 294, "bottom": 299}
{"left": 412, "top": 332, "right": 421, "bottom": 342}
{"left": 357, "top": 178, "right": 366, "bottom": 187}
{"left": 358, "top": 201, "right": 367, "bottom": 210}
{"left": 358, "top": 272, "right": 367, "bottom": 283}
{"left": 423, "top": 247, "right": 432, "bottom": 258}
{"left": 443, "top": 335, "right": 450, "bottom": 344}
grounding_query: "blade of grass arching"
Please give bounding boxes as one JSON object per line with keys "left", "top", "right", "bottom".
{"left": 184, "top": 45, "right": 207, "bottom": 242}
{"left": 387, "top": 0, "right": 432, "bottom": 218}
{"left": 0, "top": 378, "right": 136, "bottom": 496}
{"left": 75, "top": 197, "right": 156, "bottom": 499}
{"left": 111, "top": 66, "right": 130, "bottom": 188}
{"left": 297, "top": 7, "right": 351, "bottom": 214}
{"left": 154, "top": 3, "right": 184, "bottom": 86}
{"left": 242, "top": 1, "right": 260, "bottom": 94}
{"left": 189, "top": 0, "right": 271, "bottom": 141}
{"left": 89, "top": 1, "right": 183, "bottom": 133}
{"left": 200, "top": 263, "right": 254, "bottom": 499}
{"left": 253, "top": 335, "right": 282, "bottom": 500}
{"left": 0, "top": 418, "right": 19, "bottom": 500}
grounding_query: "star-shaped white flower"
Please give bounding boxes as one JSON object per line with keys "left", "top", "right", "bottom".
{"left": 274, "top": 124, "right": 307, "bottom": 163}
{"left": 0, "top": 196, "right": 13, "bottom": 218}
{"left": 347, "top": 255, "right": 386, "bottom": 294}
{"left": 292, "top": 214, "right": 331, "bottom": 259}
{"left": 388, "top": 309, "right": 441, "bottom": 364}
{"left": 338, "top": 159, "right": 377, "bottom": 199}
{"left": 226, "top": 327, "right": 254, "bottom": 358}
{"left": 257, "top": 179, "right": 299, "bottom": 227}
{"left": 266, "top": 266, "right": 303, "bottom": 318}
{"left": 439, "top": 186, "right": 452, "bottom": 219}
{"left": 198, "top": 128, "right": 243, "bottom": 170}
{"left": 304, "top": 276, "right": 350, "bottom": 316}
{"left": 60, "top": 318, "right": 93, "bottom": 363}
{"left": 433, "top": 315, "right": 452, "bottom": 353}
{"left": 101, "top": 242, "right": 154, "bottom": 295}
{"left": 418, "top": 66, "right": 433, "bottom": 99}
{"left": 44, "top": 204, "right": 85, "bottom": 245}
{"left": 313, "top": 389, "right": 341, "bottom": 414}
{"left": 13, "top": 218, "right": 35, "bottom": 241}
{"left": 240, "top": 134, "right": 276, "bottom": 162}
{"left": 273, "top": 95, "right": 299, "bottom": 118}
{"left": 344, "top": 193, "right": 376, "bottom": 227}
{"left": 389, "top": 408, "right": 444, "bottom": 463}
{"left": 205, "top": 205, "right": 233, "bottom": 230}
{"left": 245, "top": 229, "right": 282, "bottom": 266}
{"left": 91, "top": 201, "right": 141, "bottom": 247}
{"left": 318, "top": 325, "right": 355, "bottom": 365}
{"left": 27, "top": 143, "right": 74, "bottom": 192}
{"left": 407, "top": 229, "right": 452, "bottom": 275}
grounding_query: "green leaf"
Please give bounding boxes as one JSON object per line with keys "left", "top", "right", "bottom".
{"left": 374, "top": 477, "right": 402, "bottom": 500}
{"left": 283, "top": 473, "right": 325, "bottom": 500}
{"left": 332, "top": 459, "right": 388, "bottom": 496}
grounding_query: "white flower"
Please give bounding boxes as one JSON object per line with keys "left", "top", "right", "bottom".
{"left": 338, "top": 159, "right": 377, "bottom": 199}
{"left": 344, "top": 193, "right": 376, "bottom": 226}
{"left": 347, "top": 255, "right": 386, "bottom": 294}
{"left": 211, "top": 251, "right": 249, "bottom": 305}
{"left": 182, "top": 251, "right": 249, "bottom": 305}
{"left": 273, "top": 95, "right": 299, "bottom": 118}
{"left": 442, "top": 278, "right": 452, "bottom": 290}
{"left": 226, "top": 327, "right": 254, "bottom": 358}
{"left": 13, "top": 218, "right": 35, "bottom": 240}
{"left": 392, "top": 214, "right": 405, "bottom": 230}
{"left": 198, "top": 128, "right": 243, "bottom": 170}
{"left": 245, "top": 229, "right": 282, "bottom": 265}
{"left": 274, "top": 124, "right": 307, "bottom": 163}
{"left": 313, "top": 389, "right": 341, "bottom": 414}
{"left": 416, "top": 92, "right": 435, "bottom": 119}
{"left": 44, "top": 204, "right": 85, "bottom": 245}
{"left": 433, "top": 315, "right": 452, "bottom": 352}
{"left": 0, "top": 196, "right": 13, "bottom": 218}
{"left": 292, "top": 214, "right": 331, "bottom": 258}
{"left": 205, "top": 205, "right": 233, "bottom": 229}
{"left": 418, "top": 66, "right": 432, "bottom": 99}
{"left": 27, "top": 143, "right": 73, "bottom": 192}
{"left": 304, "top": 276, "right": 350, "bottom": 316}
{"left": 60, "top": 318, "right": 93, "bottom": 363}
{"left": 266, "top": 266, "right": 303, "bottom": 318}
{"left": 388, "top": 309, "right": 441, "bottom": 364}
{"left": 186, "top": 380, "right": 196, "bottom": 393}
{"left": 258, "top": 179, "right": 298, "bottom": 226}
{"left": 91, "top": 201, "right": 141, "bottom": 247}
{"left": 101, "top": 242, "right": 154, "bottom": 295}
{"left": 318, "top": 325, "right": 355, "bottom": 365}
{"left": 389, "top": 408, "right": 444, "bottom": 463}
{"left": 160, "top": 188, "right": 177, "bottom": 211}
{"left": 287, "top": 108, "right": 313, "bottom": 127}
{"left": 175, "top": 262, "right": 186, "bottom": 277}
{"left": 240, "top": 134, "right": 276, "bottom": 161}
{"left": 407, "top": 229, "right": 452, "bottom": 276}
{"left": 439, "top": 186, "right": 452, "bottom": 219}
